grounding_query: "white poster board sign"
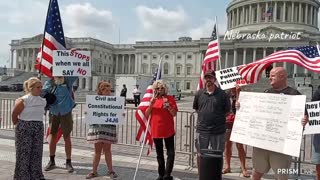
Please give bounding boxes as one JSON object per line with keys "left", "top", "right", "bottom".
{"left": 304, "top": 101, "right": 320, "bottom": 134}
{"left": 215, "top": 66, "right": 247, "bottom": 90}
{"left": 85, "top": 95, "right": 125, "bottom": 125}
{"left": 52, "top": 50, "right": 91, "bottom": 77}
{"left": 230, "top": 92, "right": 306, "bottom": 157}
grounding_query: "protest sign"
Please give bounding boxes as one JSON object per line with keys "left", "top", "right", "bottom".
{"left": 304, "top": 101, "right": 320, "bottom": 134}
{"left": 215, "top": 66, "right": 247, "bottom": 90}
{"left": 230, "top": 92, "right": 306, "bottom": 157}
{"left": 86, "top": 95, "right": 125, "bottom": 125}
{"left": 52, "top": 50, "right": 91, "bottom": 77}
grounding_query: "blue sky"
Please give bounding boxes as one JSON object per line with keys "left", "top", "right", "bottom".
{"left": 0, "top": 0, "right": 230, "bottom": 67}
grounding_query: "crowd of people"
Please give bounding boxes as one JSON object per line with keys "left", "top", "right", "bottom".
{"left": 11, "top": 66, "right": 320, "bottom": 180}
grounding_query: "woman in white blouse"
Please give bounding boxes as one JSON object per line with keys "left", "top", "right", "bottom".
{"left": 12, "top": 77, "right": 46, "bottom": 180}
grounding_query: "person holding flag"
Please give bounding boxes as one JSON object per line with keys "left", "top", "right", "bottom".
{"left": 34, "top": 0, "right": 78, "bottom": 173}
{"left": 145, "top": 80, "right": 178, "bottom": 180}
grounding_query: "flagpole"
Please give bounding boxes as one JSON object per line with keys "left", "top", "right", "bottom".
{"left": 133, "top": 115, "right": 152, "bottom": 180}
{"left": 133, "top": 58, "right": 162, "bottom": 180}
{"left": 215, "top": 16, "right": 222, "bottom": 70}
{"left": 38, "top": 0, "right": 53, "bottom": 80}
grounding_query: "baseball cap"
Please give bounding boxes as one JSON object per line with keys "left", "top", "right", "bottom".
{"left": 204, "top": 70, "right": 216, "bottom": 78}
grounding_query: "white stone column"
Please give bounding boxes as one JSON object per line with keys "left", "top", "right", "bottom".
{"left": 115, "top": 55, "right": 119, "bottom": 74}
{"left": 122, "top": 55, "right": 125, "bottom": 74}
{"left": 149, "top": 53, "right": 152, "bottom": 74}
{"left": 273, "top": 1, "right": 277, "bottom": 22}
{"left": 26, "top": 49, "right": 30, "bottom": 72}
{"left": 173, "top": 52, "right": 176, "bottom": 76}
{"left": 294, "top": 65, "right": 298, "bottom": 75}
{"left": 128, "top": 54, "right": 131, "bottom": 74}
{"left": 253, "top": 48, "right": 257, "bottom": 62}
{"left": 79, "top": 78, "right": 83, "bottom": 90}
{"left": 249, "top": 5, "right": 252, "bottom": 24}
{"left": 31, "top": 48, "right": 36, "bottom": 72}
{"left": 299, "top": 3, "right": 302, "bottom": 23}
{"left": 265, "top": 2, "right": 268, "bottom": 23}
{"left": 236, "top": 8, "right": 239, "bottom": 26}
{"left": 310, "top": 6, "right": 314, "bottom": 25}
{"left": 10, "top": 49, "right": 14, "bottom": 69}
{"left": 225, "top": 50, "right": 229, "bottom": 68}
{"left": 263, "top": 48, "right": 266, "bottom": 58}
{"left": 15, "top": 49, "right": 19, "bottom": 69}
{"left": 85, "top": 77, "right": 92, "bottom": 91}
{"left": 21, "top": 49, "right": 25, "bottom": 71}
{"left": 305, "top": 4, "right": 309, "bottom": 24}
{"left": 257, "top": 3, "right": 260, "bottom": 23}
{"left": 291, "top": 2, "right": 294, "bottom": 22}
{"left": 242, "top": 6, "right": 245, "bottom": 25}
{"left": 233, "top": 49, "right": 237, "bottom": 66}
{"left": 283, "top": 1, "right": 286, "bottom": 22}
{"left": 134, "top": 54, "right": 139, "bottom": 73}
{"left": 242, "top": 48, "right": 247, "bottom": 65}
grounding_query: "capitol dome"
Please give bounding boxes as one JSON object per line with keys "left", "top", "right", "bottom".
{"left": 227, "top": 0, "right": 320, "bottom": 33}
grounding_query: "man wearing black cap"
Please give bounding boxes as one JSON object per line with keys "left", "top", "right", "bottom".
{"left": 193, "top": 70, "right": 230, "bottom": 176}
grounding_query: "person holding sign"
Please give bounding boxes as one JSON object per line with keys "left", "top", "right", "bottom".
{"left": 310, "top": 88, "right": 320, "bottom": 180}
{"left": 223, "top": 86, "right": 250, "bottom": 178}
{"left": 86, "top": 81, "right": 119, "bottom": 179}
{"left": 43, "top": 76, "right": 78, "bottom": 173}
{"left": 193, "top": 70, "right": 230, "bottom": 176}
{"left": 12, "top": 77, "right": 46, "bottom": 180}
{"left": 236, "top": 67, "right": 308, "bottom": 180}
{"left": 146, "top": 80, "right": 178, "bottom": 180}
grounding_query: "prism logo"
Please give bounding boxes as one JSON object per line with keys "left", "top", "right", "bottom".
{"left": 277, "top": 168, "right": 299, "bottom": 175}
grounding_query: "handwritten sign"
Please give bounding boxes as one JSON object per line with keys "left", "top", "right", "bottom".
{"left": 215, "top": 66, "right": 247, "bottom": 90}
{"left": 52, "top": 50, "right": 91, "bottom": 77}
{"left": 304, "top": 101, "right": 320, "bottom": 134}
{"left": 230, "top": 92, "right": 306, "bottom": 157}
{"left": 85, "top": 95, "right": 125, "bottom": 125}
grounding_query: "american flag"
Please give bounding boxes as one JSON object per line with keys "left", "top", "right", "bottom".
{"left": 238, "top": 45, "right": 320, "bottom": 84}
{"left": 35, "top": 0, "right": 66, "bottom": 78}
{"left": 197, "top": 24, "right": 220, "bottom": 90}
{"left": 263, "top": 7, "right": 273, "bottom": 18}
{"left": 135, "top": 60, "right": 162, "bottom": 155}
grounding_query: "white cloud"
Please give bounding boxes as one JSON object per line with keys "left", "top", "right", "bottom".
{"left": 136, "top": 5, "right": 189, "bottom": 33}
{"left": 62, "top": 3, "right": 115, "bottom": 39}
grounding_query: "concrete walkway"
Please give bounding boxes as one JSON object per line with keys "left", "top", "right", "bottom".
{"left": 0, "top": 129, "right": 315, "bottom": 180}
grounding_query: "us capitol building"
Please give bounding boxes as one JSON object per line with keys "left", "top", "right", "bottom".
{"left": 8, "top": 0, "right": 320, "bottom": 92}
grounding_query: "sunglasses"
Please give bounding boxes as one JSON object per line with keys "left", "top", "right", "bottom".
{"left": 156, "top": 87, "right": 165, "bottom": 90}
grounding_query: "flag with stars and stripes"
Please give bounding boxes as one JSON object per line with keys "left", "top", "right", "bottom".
{"left": 135, "top": 59, "right": 162, "bottom": 155}
{"left": 197, "top": 24, "right": 220, "bottom": 90}
{"left": 238, "top": 45, "right": 320, "bottom": 84}
{"left": 35, "top": 0, "right": 66, "bottom": 78}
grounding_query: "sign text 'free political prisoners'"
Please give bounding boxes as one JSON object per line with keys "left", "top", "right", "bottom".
{"left": 86, "top": 95, "right": 125, "bottom": 125}
{"left": 304, "top": 101, "right": 320, "bottom": 134}
{"left": 52, "top": 50, "right": 91, "bottom": 77}
{"left": 215, "top": 66, "right": 247, "bottom": 90}
{"left": 230, "top": 92, "right": 306, "bottom": 157}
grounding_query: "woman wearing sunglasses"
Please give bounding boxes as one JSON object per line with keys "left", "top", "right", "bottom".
{"left": 146, "top": 80, "right": 178, "bottom": 180}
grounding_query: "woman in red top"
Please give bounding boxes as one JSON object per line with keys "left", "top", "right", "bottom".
{"left": 146, "top": 80, "right": 178, "bottom": 180}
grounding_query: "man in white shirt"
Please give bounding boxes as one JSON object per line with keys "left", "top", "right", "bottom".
{"left": 132, "top": 85, "right": 141, "bottom": 107}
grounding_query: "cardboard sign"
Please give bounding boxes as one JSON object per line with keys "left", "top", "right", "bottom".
{"left": 85, "top": 95, "right": 125, "bottom": 125}
{"left": 52, "top": 50, "right": 91, "bottom": 77}
{"left": 304, "top": 101, "right": 320, "bottom": 134}
{"left": 215, "top": 66, "right": 247, "bottom": 90}
{"left": 230, "top": 92, "right": 306, "bottom": 157}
